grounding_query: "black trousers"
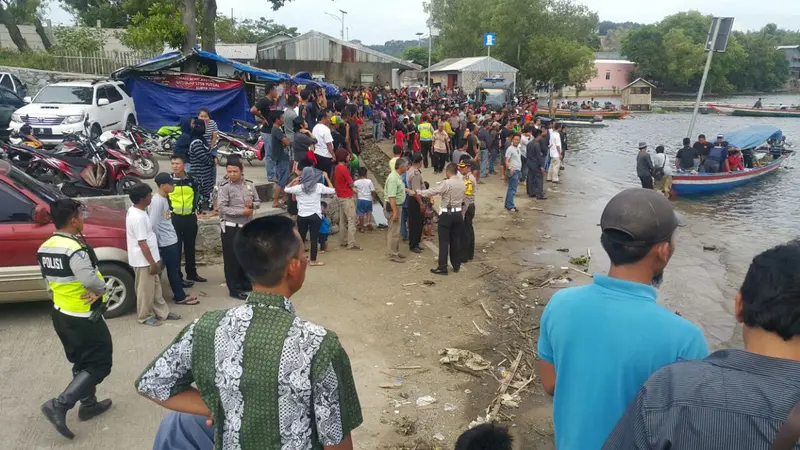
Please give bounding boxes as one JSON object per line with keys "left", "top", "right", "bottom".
{"left": 297, "top": 214, "right": 322, "bottom": 261}
{"left": 461, "top": 204, "right": 475, "bottom": 262}
{"left": 432, "top": 152, "right": 447, "bottom": 173}
{"left": 420, "top": 141, "right": 432, "bottom": 168}
{"left": 52, "top": 309, "right": 113, "bottom": 385}
{"left": 408, "top": 197, "right": 424, "bottom": 250}
{"left": 315, "top": 155, "right": 334, "bottom": 178}
{"left": 640, "top": 176, "right": 654, "bottom": 189}
{"left": 221, "top": 225, "right": 251, "bottom": 295}
{"left": 172, "top": 213, "right": 198, "bottom": 278}
{"left": 527, "top": 168, "right": 545, "bottom": 197}
{"left": 438, "top": 211, "right": 463, "bottom": 271}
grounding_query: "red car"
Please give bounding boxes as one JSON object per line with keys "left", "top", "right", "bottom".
{"left": 0, "top": 160, "right": 135, "bottom": 318}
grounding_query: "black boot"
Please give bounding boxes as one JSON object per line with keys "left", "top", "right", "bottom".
{"left": 77, "top": 384, "right": 112, "bottom": 421}
{"left": 41, "top": 371, "right": 95, "bottom": 439}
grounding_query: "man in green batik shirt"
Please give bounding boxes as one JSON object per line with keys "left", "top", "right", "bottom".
{"left": 136, "top": 216, "right": 362, "bottom": 450}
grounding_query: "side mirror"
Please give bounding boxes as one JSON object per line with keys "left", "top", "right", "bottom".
{"left": 33, "top": 205, "right": 51, "bottom": 225}
{"left": 97, "top": 98, "right": 110, "bottom": 106}
{"left": 23, "top": 96, "right": 31, "bottom": 104}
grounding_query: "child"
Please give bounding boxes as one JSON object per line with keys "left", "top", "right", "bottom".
{"left": 394, "top": 124, "right": 405, "bottom": 148}
{"left": 353, "top": 167, "right": 376, "bottom": 232}
{"left": 454, "top": 423, "right": 513, "bottom": 450}
{"left": 319, "top": 201, "right": 331, "bottom": 253}
{"left": 422, "top": 181, "right": 435, "bottom": 239}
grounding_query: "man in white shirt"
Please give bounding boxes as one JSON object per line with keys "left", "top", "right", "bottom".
{"left": 651, "top": 145, "right": 674, "bottom": 198}
{"left": 126, "top": 184, "right": 179, "bottom": 327}
{"left": 311, "top": 110, "right": 335, "bottom": 176}
{"left": 547, "top": 123, "right": 562, "bottom": 183}
{"left": 504, "top": 133, "right": 523, "bottom": 212}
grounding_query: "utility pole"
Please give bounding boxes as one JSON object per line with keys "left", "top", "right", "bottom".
{"left": 416, "top": 32, "right": 423, "bottom": 47}
{"left": 324, "top": 10, "right": 348, "bottom": 40}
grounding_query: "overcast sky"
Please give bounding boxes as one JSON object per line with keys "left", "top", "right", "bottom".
{"left": 48, "top": 0, "right": 800, "bottom": 46}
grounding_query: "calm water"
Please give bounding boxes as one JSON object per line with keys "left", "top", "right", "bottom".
{"left": 545, "top": 94, "right": 800, "bottom": 347}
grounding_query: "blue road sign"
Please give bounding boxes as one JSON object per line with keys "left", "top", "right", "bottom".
{"left": 483, "top": 32, "right": 496, "bottom": 47}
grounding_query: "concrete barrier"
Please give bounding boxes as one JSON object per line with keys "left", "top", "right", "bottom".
{"left": 80, "top": 181, "right": 283, "bottom": 265}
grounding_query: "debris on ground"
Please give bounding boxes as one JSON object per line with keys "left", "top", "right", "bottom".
{"left": 422, "top": 280, "right": 436, "bottom": 286}
{"left": 438, "top": 348, "right": 492, "bottom": 371}
{"left": 703, "top": 245, "right": 718, "bottom": 251}
{"left": 443, "top": 403, "right": 457, "bottom": 412}
{"left": 556, "top": 248, "right": 569, "bottom": 252}
{"left": 379, "top": 379, "right": 404, "bottom": 389}
{"left": 500, "top": 393, "right": 521, "bottom": 408}
{"left": 569, "top": 255, "right": 590, "bottom": 266}
{"left": 415, "top": 396, "right": 437, "bottom": 407}
{"left": 392, "top": 416, "right": 417, "bottom": 436}
{"left": 432, "top": 433, "right": 445, "bottom": 441}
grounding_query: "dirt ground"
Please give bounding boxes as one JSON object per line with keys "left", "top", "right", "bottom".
{"left": 0, "top": 140, "right": 594, "bottom": 449}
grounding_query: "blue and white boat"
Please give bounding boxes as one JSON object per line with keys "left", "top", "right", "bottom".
{"left": 671, "top": 125, "right": 791, "bottom": 197}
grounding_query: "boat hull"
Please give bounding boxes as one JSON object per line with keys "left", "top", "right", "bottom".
{"left": 708, "top": 104, "right": 800, "bottom": 118}
{"left": 671, "top": 158, "right": 785, "bottom": 196}
{"left": 552, "top": 110, "right": 631, "bottom": 119}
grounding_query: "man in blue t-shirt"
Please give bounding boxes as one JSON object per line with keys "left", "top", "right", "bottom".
{"left": 538, "top": 188, "right": 708, "bottom": 450}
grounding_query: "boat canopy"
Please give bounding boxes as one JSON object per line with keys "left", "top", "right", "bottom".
{"left": 725, "top": 125, "right": 783, "bottom": 149}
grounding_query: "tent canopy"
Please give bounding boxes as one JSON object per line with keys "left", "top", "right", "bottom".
{"left": 725, "top": 125, "right": 783, "bottom": 149}
{"left": 111, "top": 47, "right": 291, "bottom": 82}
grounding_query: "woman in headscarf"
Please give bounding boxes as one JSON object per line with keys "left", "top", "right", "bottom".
{"left": 174, "top": 116, "right": 194, "bottom": 171}
{"left": 284, "top": 166, "right": 335, "bottom": 266}
{"left": 187, "top": 120, "right": 215, "bottom": 210}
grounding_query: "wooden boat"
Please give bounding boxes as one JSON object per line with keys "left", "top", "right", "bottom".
{"left": 671, "top": 125, "right": 790, "bottom": 196}
{"left": 708, "top": 104, "right": 800, "bottom": 118}
{"left": 552, "top": 109, "right": 631, "bottom": 119}
{"left": 540, "top": 117, "right": 607, "bottom": 129}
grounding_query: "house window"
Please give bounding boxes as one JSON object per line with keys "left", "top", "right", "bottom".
{"left": 605, "top": 71, "right": 611, "bottom": 80}
{"left": 360, "top": 73, "right": 374, "bottom": 83}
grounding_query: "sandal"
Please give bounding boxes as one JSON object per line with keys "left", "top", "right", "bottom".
{"left": 175, "top": 296, "right": 199, "bottom": 305}
{"left": 142, "top": 316, "right": 162, "bottom": 327}
{"left": 165, "top": 312, "right": 182, "bottom": 320}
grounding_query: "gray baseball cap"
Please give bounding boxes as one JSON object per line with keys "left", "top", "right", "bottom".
{"left": 601, "top": 188, "right": 685, "bottom": 247}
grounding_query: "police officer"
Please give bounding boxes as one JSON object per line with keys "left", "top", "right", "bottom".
{"left": 703, "top": 134, "right": 730, "bottom": 173}
{"left": 168, "top": 154, "right": 206, "bottom": 285}
{"left": 458, "top": 160, "right": 477, "bottom": 263}
{"left": 38, "top": 199, "right": 112, "bottom": 439}
{"left": 217, "top": 157, "right": 260, "bottom": 300}
{"left": 413, "top": 162, "right": 466, "bottom": 275}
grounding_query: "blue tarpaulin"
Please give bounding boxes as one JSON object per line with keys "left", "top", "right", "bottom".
{"left": 292, "top": 72, "right": 341, "bottom": 97}
{"left": 725, "top": 125, "right": 783, "bottom": 149}
{"left": 125, "top": 77, "right": 253, "bottom": 132}
{"left": 194, "top": 50, "right": 291, "bottom": 82}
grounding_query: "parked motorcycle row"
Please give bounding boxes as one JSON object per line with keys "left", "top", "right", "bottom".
{"left": 0, "top": 119, "right": 264, "bottom": 198}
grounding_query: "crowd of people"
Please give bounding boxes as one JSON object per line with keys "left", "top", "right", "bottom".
{"left": 33, "top": 81, "right": 800, "bottom": 450}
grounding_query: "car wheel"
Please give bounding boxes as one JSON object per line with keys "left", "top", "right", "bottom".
{"left": 125, "top": 115, "right": 137, "bottom": 130}
{"left": 98, "top": 262, "right": 135, "bottom": 319}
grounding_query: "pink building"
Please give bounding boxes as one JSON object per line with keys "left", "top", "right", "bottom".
{"left": 584, "top": 55, "right": 636, "bottom": 93}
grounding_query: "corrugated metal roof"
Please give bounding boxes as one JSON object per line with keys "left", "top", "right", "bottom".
{"left": 427, "top": 56, "right": 518, "bottom": 73}
{"left": 216, "top": 44, "right": 257, "bottom": 60}
{"left": 257, "top": 30, "right": 420, "bottom": 69}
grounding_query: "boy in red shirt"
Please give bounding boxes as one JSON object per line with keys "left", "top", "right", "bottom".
{"left": 395, "top": 127, "right": 405, "bottom": 148}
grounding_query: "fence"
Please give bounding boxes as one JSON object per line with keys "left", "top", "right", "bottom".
{"left": 50, "top": 50, "right": 156, "bottom": 75}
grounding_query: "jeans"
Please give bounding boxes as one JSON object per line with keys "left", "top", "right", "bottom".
{"left": 400, "top": 206, "right": 409, "bottom": 240}
{"left": 159, "top": 243, "right": 186, "bottom": 302}
{"left": 505, "top": 170, "right": 520, "bottom": 210}
{"left": 488, "top": 148, "right": 498, "bottom": 174}
{"left": 480, "top": 149, "right": 489, "bottom": 177}
{"left": 262, "top": 132, "right": 275, "bottom": 180}
{"left": 373, "top": 122, "right": 381, "bottom": 141}
{"left": 153, "top": 412, "right": 214, "bottom": 450}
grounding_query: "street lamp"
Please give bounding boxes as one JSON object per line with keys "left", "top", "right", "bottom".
{"left": 415, "top": 32, "right": 424, "bottom": 47}
{"left": 325, "top": 10, "right": 348, "bottom": 40}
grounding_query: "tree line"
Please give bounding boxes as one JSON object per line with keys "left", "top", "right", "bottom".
{"left": 621, "top": 12, "right": 797, "bottom": 93}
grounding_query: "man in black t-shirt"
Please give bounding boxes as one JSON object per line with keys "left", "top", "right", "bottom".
{"left": 692, "top": 134, "right": 712, "bottom": 158}
{"left": 251, "top": 83, "right": 279, "bottom": 181}
{"left": 676, "top": 137, "right": 700, "bottom": 171}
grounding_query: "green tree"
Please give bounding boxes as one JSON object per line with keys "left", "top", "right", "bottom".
{"left": 621, "top": 24, "right": 667, "bottom": 84}
{"left": 0, "top": 0, "right": 44, "bottom": 51}
{"left": 52, "top": 26, "right": 105, "bottom": 53}
{"left": 402, "top": 46, "right": 439, "bottom": 67}
{"left": 119, "top": 1, "right": 186, "bottom": 53}
{"left": 215, "top": 16, "right": 298, "bottom": 43}
{"left": 661, "top": 28, "right": 704, "bottom": 90}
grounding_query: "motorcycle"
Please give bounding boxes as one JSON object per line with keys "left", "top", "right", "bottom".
{"left": 216, "top": 130, "right": 263, "bottom": 166}
{"left": 98, "top": 129, "right": 159, "bottom": 179}
{"left": 8, "top": 130, "right": 44, "bottom": 149}
{"left": 31, "top": 132, "right": 140, "bottom": 197}
{"left": 156, "top": 125, "right": 182, "bottom": 156}
{"left": 231, "top": 119, "right": 262, "bottom": 146}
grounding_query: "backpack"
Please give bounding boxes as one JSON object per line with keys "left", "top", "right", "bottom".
{"left": 652, "top": 155, "right": 667, "bottom": 181}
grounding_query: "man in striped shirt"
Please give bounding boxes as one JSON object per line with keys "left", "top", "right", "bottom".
{"left": 605, "top": 240, "right": 800, "bottom": 449}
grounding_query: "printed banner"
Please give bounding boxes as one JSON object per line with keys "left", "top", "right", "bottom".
{"left": 142, "top": 73, "right": 242, "bottom": 90}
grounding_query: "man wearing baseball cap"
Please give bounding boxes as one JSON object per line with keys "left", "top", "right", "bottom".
{"left": 537, "top": 188, "right": 708, "bottom": 450}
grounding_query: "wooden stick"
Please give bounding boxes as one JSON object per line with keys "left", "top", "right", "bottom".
{"left": 569, "top": 267, "right": 592, "bottom": 278}
{"left": 538, "top": 277, "right": 555, "bottom": 288}
{"left": 479, "top": 301, "right": 494, "bottom": 319}
{"left": 477, "top": 267, "right": 498, "bottom": 278}
{"left": 529, "top": 207, "right": 567, "bottom": 217}
{"left": 490, "top": 351, "right": 523, "bottom": 418}
{"left": 391, "top": 365, "right": 423, "bottom": 370}
{"left": 448, "top": 364, "right": 484, "bottom": 378}
{"left": 472, "top": 320, "right": 490, "bottom": 336}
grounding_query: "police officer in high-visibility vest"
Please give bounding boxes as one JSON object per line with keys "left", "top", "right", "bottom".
{"left": 38, "top": 199, "right": 112, "bottom": 439}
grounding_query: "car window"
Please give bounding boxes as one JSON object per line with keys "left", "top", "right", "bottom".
{"left": 96, "top": 86, "right": 109, "bottom": 104}
{"left": 33, "top": 86, "right": 93, "bottom": 105}
{"left": 0, "top": 182, "right": 35, "bottom": 223}
{"left": 0, "top": 75, "right": 12, "bottom": 90}
{"left": 6, "top": 165, "right": 64, "bottom": 204}
{"left": 114, "top": 82, "right": 130, "bottom": 97}
{"left": 0, "top": 89, "right": 12, "bottom": 104}
{"left": 106, "top": 85, "right": 124, "bottom": 103}
{"left": 11, "top": 75, "right": 23, "bottom": 89}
